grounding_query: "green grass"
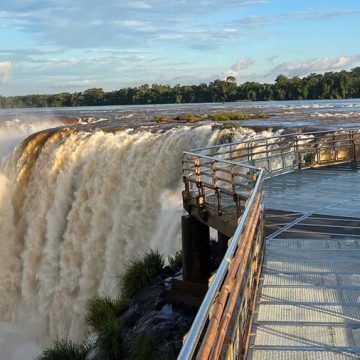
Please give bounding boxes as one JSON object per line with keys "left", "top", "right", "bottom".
{"left": 36, "top": 340, "right": 88, "bottom": 360}
{"left": 154, "top": 115, "right": 171, "bottom": 123}
{"left": 94, "top": 318, "right": 125, "bottom": 360}
{"left": 38, "top": 249, "right": 173, "bottom": 360}
{"left": 154, "top": 111, "right": 268, "bottom": 124}
{"left": 129, "top": 334, "right": 178, "bottom": 360}
{"left": 154, "top": 113, "right": 203, "bottom": 123}
{"left": 208, "top": 112, "right": 268, "bottom": 121}
{"left": 118, "top": 249, "right": 164, "bottom": 300}
{"left": 86, "top": 295, "right": 128, "bottom": 332}
{"left": 173, "top": 113, "right": 203, "bottom": 123}
{"left": 211, "top": 121, "right": 241, "bottom": 130}
{"left": 129, "top": 334, "right": 157, "bottom": 360}
{"left": 168, "top": 250, "right": 183, "bottom": 268}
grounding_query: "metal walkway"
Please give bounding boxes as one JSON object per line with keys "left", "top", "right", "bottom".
{"left": 179, "top": 128, "right": 360, "bottom": 360}
{"left": 248, "top": 168, "right": 360, "bottom": 359}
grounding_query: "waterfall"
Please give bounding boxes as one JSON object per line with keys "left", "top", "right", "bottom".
{"left": 0, "top": 119, "right": 278, "bottom": 358}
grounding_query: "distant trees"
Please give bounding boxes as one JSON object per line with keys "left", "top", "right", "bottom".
{"left": 1, "top": 67, "right": 360, "bottom": 108}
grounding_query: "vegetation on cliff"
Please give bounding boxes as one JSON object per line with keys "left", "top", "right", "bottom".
{"left": 153, "top": 111, "right": 269, "bottom": 123}
{"left": 2, "top": 67, "right": 360, "bottom": 108}
{"left": 36, "top": 249, "right": 187, "bottom": 360}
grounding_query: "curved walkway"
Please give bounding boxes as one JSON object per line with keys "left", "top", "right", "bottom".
{"left": 248, "top": 166, "right": 360, "bottom": 359}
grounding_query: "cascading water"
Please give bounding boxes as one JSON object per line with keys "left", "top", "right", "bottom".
{"left": 0, "top": 119, "right": 279, "bottom": 359}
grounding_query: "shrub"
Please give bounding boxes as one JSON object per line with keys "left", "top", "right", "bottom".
{"left": 174, "top": 113, "right": 203, "bottom": 123}
{"left": 36, "top": 339, "right": 88, "bottom": 360}
{"left": 212, "top": 121, "right": 240, "bottom": 130}
{"left": 93, "top": 318, "right": 124, "bottom": 360}
{"left": 118, "top": 249, "right": 164, "bottom": 300}
{"left": 168, "top": 250, "right": 183, "bottom": 268}
{"left": 153, "top": 112, "right": 268, "bottom": 124}
{"left": 86, "top": 295, "right": 128, "bottom": 332}
{"left": 129, "top": 334, "right": 178, "bottom": 360}
{"left": 129, "top": 334, "right": 156, "bottom": 360}
{"left": 154, "top": 115, "right": 171, "bottom": 123}
{"left": 208, "top": 112, "right": 269, "bottom": 121}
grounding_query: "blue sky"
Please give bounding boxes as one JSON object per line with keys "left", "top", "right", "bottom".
{"left": 0, "top": 0, "right": 359, "bottom": 95}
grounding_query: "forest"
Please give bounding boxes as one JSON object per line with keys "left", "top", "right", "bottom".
{"left": 1, "top": 67, "right": 360, "bottom": 108}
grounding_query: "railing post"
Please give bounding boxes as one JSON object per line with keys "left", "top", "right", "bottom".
{"left": 195, "top": 156, "right": 201, "bottom": 184}
{"left": 281, "top": 147, "right": 285, "bottom": 172}
{"left": 315, "top": 140, "right": 320, "bottom": 165}
{"left": 294, "top": 136, "right": 301, "bottom": 170}
{"left": 350, "top": 130, "right": 358, "bottom": 169}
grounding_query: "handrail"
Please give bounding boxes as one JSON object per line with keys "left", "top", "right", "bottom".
{"left": 191, "top": 127, "right": 360, "bottom": 153}
{"left": 178, "top": 127, "right": 360, "bottom": 360}
{"left": 178, "top": 169, "right": 264, "bottom": 360}
{"left": 183, "top": 151, "right": 260, "bottom": 171}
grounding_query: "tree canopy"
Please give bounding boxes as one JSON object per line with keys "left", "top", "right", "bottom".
{"left": 1, "top": 67, "right": 360, "bottom": 108}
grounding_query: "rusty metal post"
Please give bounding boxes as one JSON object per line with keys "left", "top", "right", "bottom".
{"left": 350, "top": 131, "right": 358, "bottom": 170}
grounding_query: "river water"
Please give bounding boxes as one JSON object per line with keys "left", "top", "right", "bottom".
{"left": 1, "top": 98, "right": 360, "bottom": 131}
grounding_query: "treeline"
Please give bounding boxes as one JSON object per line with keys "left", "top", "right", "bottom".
{"left": 1, "top": 67, "right": 360, "bottom": 108}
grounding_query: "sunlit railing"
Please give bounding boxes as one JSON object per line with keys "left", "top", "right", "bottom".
{"left": 191, "top": 128, "right": 360, "bottom": 176}
{"left": 178, "top": 128, "right": 360, "bottom": 360}
{"left": 182, "top": 152, "right": 260, "bottom": 221}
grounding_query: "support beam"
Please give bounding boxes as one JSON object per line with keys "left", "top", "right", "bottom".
{"left": 218, "top": 231, "right": 230, "bottom": 260}
{"left": 182, "top": 215, "right": 210, "bottom": 283}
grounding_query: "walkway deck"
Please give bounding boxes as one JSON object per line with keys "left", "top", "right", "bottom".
{"left": 248, "top": 167, "right": 360, "bottom": 359}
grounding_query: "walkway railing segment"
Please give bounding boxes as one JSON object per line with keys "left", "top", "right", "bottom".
{"left": 178, "top": 128, "right": 360, "bottom": 360}
{"left": 191, "top": 128, "right": 360, "bottom": 176}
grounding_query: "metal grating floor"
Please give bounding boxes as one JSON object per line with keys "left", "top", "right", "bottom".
{"left": 249, "top": 350, "right": 360, "bottom": 359}
{"left": 247, "top": 168, "right": 360, "bottom": 359}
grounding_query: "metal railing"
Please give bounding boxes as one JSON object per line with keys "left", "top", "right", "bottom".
{"left": 182, "top": 152, "right": 261, "bottom": 220}
{"left": 191, "top": 128, "right": 360, "bottom": 176}
{"left": 178, "top": 128, "right": 360, "bottom": 360}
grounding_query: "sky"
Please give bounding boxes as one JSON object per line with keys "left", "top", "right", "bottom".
{"left": 0, "top": 0, "right": 359, "bottom": 96}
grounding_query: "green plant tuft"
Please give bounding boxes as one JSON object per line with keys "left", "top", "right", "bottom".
{"left": 154, "top": 115, "right": 171, "bottom": 123}
{"left": 129, "top": 334, "right": 156, "bottom": 360}
{"left": 86, "top": 295, "right": 128, "bottom": 332}
{"left": 129, "top": 334, "right": 178, "bottom": 360}
{"left": 36, "top": 339, "right": 88, "bottom": 360}
{"left": 168, "top": 250, "right": 183, "bottom": 268}
{"left": 94, "top": 318, "right": 125, "bottom": 360}
{"left": 118, "top": 249, "right": 164, "bottom": 300}
{"left": 208, "top": 112, "right": 268, "bottom": 121}
{"left": 173, "top": 113, "right": 203, "bottom": 123}
{"left": 153, "top": 112, "right": 268, "bottom": 124}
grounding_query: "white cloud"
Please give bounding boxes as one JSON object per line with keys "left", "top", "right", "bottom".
{"left": 223, "top": 58, "right": 254, "bottom": 80}
{"left": 224, "top": 28, "right": 238, "bottom": 33}
{"left": 0, "top": 61, "right": 12, "bottom": 83}
{"left": 269, "top": 55, "right": 360, "bottom": 77}
{"left": 229, "top": 8, "right": 360, "bottom": 27}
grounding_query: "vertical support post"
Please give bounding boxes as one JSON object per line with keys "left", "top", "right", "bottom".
{"left": 218, "top": 231, "right": 230, "bottom": 259}
{"left": 350, "top": 131, "right": 358, "bottom": 170}
{"left": 182, "top": 215, "right": 211, "bottom": 283}
{"left": 295, "top": 136, "right": 302, "bottom": 170}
